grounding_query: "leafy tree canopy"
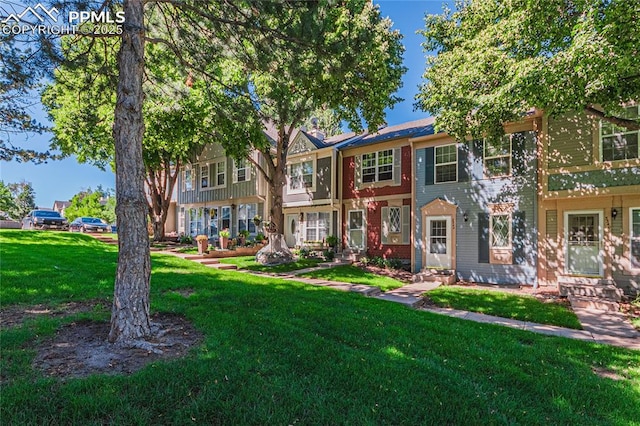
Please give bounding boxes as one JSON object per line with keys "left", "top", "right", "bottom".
{"left": 4, "top": 181, "right": 36, "bottom": 219}
{"left": 65, "top": 189, "right": 110, "bottom": 222}
{"left": 417, "top": 0, "right": 640, "bottom": 140}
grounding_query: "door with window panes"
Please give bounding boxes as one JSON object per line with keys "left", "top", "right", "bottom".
{"left": 425, "top": 216, "right": 452, "bottom": 269}
{"left": 565, "top": 212, "right": 602, "bottom": 276}
{"left": 347, "top": 210, "right": 365, "bottom": 250}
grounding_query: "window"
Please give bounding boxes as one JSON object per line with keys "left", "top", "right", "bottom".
{"left": 220, "top": 206, "right": 231, "bottom": 232}
{"left": 189, "top": 208, "right": 203, "bottom": 236}
{"left": 233, "top": 159, "right": 250, "bottom": 183}
{"left": 631, "top": 208, "right": 640, "bottom": 269}
{"left": 435, "top": 144, "right": 457, "bottom": 183}
{"left": 601, "top": 105, "right": 639, "bottom": 161}
{"left": 389, "top": 207, "right": 401, "bottom": 233}
{"left": 215, "top": 160, "right": 226, "bottom": 187}
{"left": 209, "top": 207, "right": 218, "bottom": 237}
{"left": 200, "top": 164, "right": 209, "bottom": 189}
{"left": 183, "top": 166, "right": 195, "bottom": 191}
{"left": 238, "top": 204, "right": 257, "bottom": 234}
{"left": 484, "top": 135, "right": 512, "bottom": 177}
{"left": 305, "top": 212, "right": 330, "bottom": 242}
{"left": 490, "top": 213, "right": 511, "bottom": 249}
{"left": 288, "top": 160, "right": 314, "bottom": 191}
{"left": 178, "top": 207, "right": 185, "bottom": 234}
{"left": 362, "top": 149, "right": 394, "bottom": 183}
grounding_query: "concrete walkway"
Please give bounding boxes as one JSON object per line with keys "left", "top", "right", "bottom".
{"left": 158, "top": 250, "right": 639, "bottom": 351}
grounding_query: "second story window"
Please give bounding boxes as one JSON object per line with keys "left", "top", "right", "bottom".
{"left": 601, "top": 105, "right": 639, "bottom": 162}
{"left": 200, "top": 164, "right": 209, "bottom": 189}
{"left": 435, "top": 144, "right": 457, "bottom": 183}
{"left": 484, "top": 135, "right": 512, "bottom": 177}
{"left": 289, "top": 160, "right": 314, "bottom": 191}
{"left": 216, "top": 160, "right": 226, "bottom": 187}
{"left": 362, "top": 149, "right": 394, "bottom": 183}
{"left": 183, "top": 166, "right": 195, "bottom": 191}
{"left": 233, "top": 159, "right": 250, "bottom": 183}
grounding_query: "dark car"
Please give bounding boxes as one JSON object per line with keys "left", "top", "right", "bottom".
{"left": 69, "top": 217, "right": 111, "bottom": 233}
{"left": 22, "top": 210, "right": 69, "bottom": 230}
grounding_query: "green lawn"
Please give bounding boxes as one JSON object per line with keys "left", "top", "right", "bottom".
{"left": 2, "top": 230, "right": 639, "bottom": 424}
{"left": 426, "top": 286, "right": 583, "bottom": 329}
{"left": 299, "top": 264, "right": 405, "bottom": 291}
{"left": 219, "top": 255, "right": 323, "bottom": 273}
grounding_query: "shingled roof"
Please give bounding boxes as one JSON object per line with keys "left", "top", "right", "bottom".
{"left": 337, "top": 117, "right": 436, "bottom": 149}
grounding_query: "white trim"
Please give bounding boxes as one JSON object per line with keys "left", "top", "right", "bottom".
{"left": 599, "top": 105, "right": 640, "bottom": 163}
{"left": 347, "top": 209, "right": 366, "bottom": 250}
{"left": 287, "top": 155, "right": 317, "bottom": 194}
{"left": 425, "top": 215, "right": 452, "bottom": 269}
{"left": 564, "top": 209, "right": 604, "bottom": 277}
{"left": 361, "top": 149, "right": 394, "bottom": 183}
{"left": 484, "top": 134, "right": 512, "bottom": 178}
{"left": 434, "top": 143, "right": 458, "bottom": 184}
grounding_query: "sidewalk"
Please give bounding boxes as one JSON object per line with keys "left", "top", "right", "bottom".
{"left": 160, "top": 250, "right": 640, "bottom": 351}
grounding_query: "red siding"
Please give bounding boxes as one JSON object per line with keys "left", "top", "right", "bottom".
{"left": 342, "top": 145, "right": 412, "bottom": 199}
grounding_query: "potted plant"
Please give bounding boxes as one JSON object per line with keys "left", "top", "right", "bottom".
{"left": 219, "top": 229, "right": 230, "bottom": 249}
{"left": 195, "top": 234, "right": 209, "bottom": 254}
{"left": 255, "top": 232, "right": 266, "bottom": 245}
{"left": 238, "top": 229, "right": 250, "bottom": 246}
{"left": 253, "top": 215, "right": 262, "bottom": 228}
{"left": 325, "top": 235, "right": 339, "bottom": 250}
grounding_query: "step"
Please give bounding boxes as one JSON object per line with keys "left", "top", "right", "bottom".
{"left": 318, "top": 260, "right": 352, "bottom": 268}
{"left": 413, "top": 269, "right": 456, "bottom": 285}
{"left": 196, "top": 259, "right": 220, "bottom": 265}
{"left": 559, "top": 283, "right": 623, "bottom": 301}
{"left": 568, "top": 295, "right": 620, "bottom": 313}
{"left": 184, "top": 254, "right": 206, "bottom": 260}
{"left": 209, "top": 264, "right": 237, "bottom": 270}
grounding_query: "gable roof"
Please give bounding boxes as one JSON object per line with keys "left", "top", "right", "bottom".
{"left": 337, "top": 117, "right": 436, "bottom": 150}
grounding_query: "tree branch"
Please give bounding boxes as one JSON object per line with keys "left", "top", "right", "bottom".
{"left": 585, "top": 105, "right": 640, "bottom": 131}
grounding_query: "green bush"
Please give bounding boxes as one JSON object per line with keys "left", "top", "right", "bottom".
{"left": 323, "top": 249, "right": 335, "bottom": 262}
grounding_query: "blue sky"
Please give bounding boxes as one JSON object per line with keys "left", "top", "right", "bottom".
{"left": 0, "top": 1, "right": 450, "bottom": 208}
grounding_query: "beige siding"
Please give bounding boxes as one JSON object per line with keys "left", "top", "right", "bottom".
{"left": 547, "top": 113, "right": 593, "bottom": 168}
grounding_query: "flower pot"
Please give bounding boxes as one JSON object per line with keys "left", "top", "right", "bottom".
{"left": 219, "top": 236, "right": 229, "bottom": 249}
{"left": 197, "top": 239, "right": 208, "bottom": 254}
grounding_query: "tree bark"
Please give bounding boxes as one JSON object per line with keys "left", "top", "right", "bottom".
{"left": 109, "top": 0, "right": 152, "bottom": 344}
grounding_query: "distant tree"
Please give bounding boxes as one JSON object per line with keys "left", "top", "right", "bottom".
{"left": 417, "top": 0, "right": 640, "bottom": 140}
{"left": 0, "top": 181, "right": 17, "bottom": 215}
{"left": 303, "top": 108, "right": 343, "bottom": 138}
{"left": 7, "top": 181, "right": 36, "bottom": 219}
{"left": 64, "top": 189, "right": 107, "bottom": 222}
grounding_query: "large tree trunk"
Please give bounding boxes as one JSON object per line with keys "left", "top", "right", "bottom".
{"left": 146, "top": 162, "right": 178, "bottom": 242}
{"left": 109, "top": 0, "right": 152, "bottom": 344}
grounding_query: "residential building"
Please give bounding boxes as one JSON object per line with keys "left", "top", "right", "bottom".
{"left": 340, "top": 118, "right": 433, "bottom": 263}
{"left": 52, "top": 200, "right": 70, "bottom": 217}
{"left": 282, "top": 127, "right": 357, "bottom": 248}
{"left": 176, "top": 143, "right": 270, "bottom": 241}
{"left": 412, "top": 113, "right": 541, "bottom": 285}
{"left": 538, "top": 106, "right": 640, "bottom": 297}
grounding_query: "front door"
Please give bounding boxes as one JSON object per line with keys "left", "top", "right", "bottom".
{"left": 565, "top": 211, "right": 603, "bottom": 276}
{"left": 285, "top": 214, "right": 299, "bottom": 247}
{"left": 347, "top": 210, "right": 365, "bottom": 250}
{"left": 425, "top": 216, "right": 452, "bottom": 269}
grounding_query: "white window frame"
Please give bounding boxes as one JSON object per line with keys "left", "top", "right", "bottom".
{"left": 490, "top": 213, "right": 512, "bottom": 249}
{"left": 200, "top": 164, "right": 210, "bottom": 189}
{"left": 389, "top": 207, "right": 401, "bottom": 233}
{"left": 484, "top": 135, "right": 512, "bottom": 178}
{"left": 220, "top": 206, "right": 231, "bottom": 233}
{"left": 233, "top": 159, "right": 250, "bottom": 183}
{"left": 208, "top": 207, "right": 219, "bottom": 237}
{"left": 362, "top": 149, "right": 394, "bottom": 183}
{"left": 435, "top": 143, "right": 457, "bottom": 183}
{"left": 287, "top": 157, "right": 316, "bottom": 194}
{"left": 215, "top": 159, "right": 226, "bottom": 188}
{"left": 237, "top": 203, "right": 258, "bottom": 235}
{"left": 304, "top": 212, "right": 330, "bottom": 243}
{"left": 631, "top": 207, "right": 640, "bottom": 269}
{"left": 600, "top": 105, "right": 640, "bottom": 162}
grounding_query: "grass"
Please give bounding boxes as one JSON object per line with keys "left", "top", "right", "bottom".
{"left": 426, "top": 286, "right": 583, "bottom": 329}
{"left": 299, "top": 264, "right": 405, "bottom": 292}
{"left": 2, "top": 229, "right": 640, "bottom": 424}
{"left": 219, "top": 255, "right": 323, "bottom": 273}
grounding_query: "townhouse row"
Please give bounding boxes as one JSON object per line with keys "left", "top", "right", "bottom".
{"left": 174, "top": 109, "right": 640, "bottom": 296}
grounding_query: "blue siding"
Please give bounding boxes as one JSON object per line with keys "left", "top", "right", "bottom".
{"left": 414, "top": 132, "right": 538, "bottom": 285}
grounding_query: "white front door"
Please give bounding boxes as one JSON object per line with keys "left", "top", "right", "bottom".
{"left": 285, "top": 214, "right": 300, "bottom": 247}
{"left": 425, "top": 216, "right": 452, "bottom": 269}
{"left": 565, "top": 211, "right": 603, "bottom": 276}
{"left": 347, "top": 210, "right": 365, "bottom": 250}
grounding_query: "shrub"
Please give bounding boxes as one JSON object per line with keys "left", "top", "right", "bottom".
{"left": 388, "top": 257, "right": 403, "bottom": 270}
{"left": 179, "top": 234, "right": 193, "bottom": 244}
{"left": 323, "top": 249, "right": 335, "bottom": 262}
{"left": 360, "top": 256, "right": 370, "bottom": 266}
{"left": 325, "top": 235, "right": 339, "bottom": 249}
{"left": 299, "top": 247, "right": 311, "bottom": 259}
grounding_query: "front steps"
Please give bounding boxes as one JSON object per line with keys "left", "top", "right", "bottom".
{"left": 560, "top": 278, "right": 623, "bottom": 312}
{"left": 413, "top": 269, "right": 456, "bottom": 285}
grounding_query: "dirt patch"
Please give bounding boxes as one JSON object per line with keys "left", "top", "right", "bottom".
{"left": 32, "top": 313, "right": 202, "bottom": 379}
{"left": 355, "top": 263, "right": 414, "bottom": 283}
{"left": 0, "top": 300, "right": 109, "bottom": 329}
{"left": 1, "top": 302, "right": 202, "bottom": 380}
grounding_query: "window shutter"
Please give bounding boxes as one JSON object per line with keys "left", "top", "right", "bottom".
{"left": 511, "top": 132, "right": 527, "bottom": 177}
{"left": 472, "top": 139, "right": 483, "bottom": 161}
{"left": 354, "top": 155, "right": 362, "bottom": 189}
{"left": 381, "top": 206, "right": 389, "bottom": 244}
{"left": 424, "top": 147, "right": 435, "bottom": 185}
{"left": 393, "top": 147, "right": 402, "bottom": 185}
{"left": 512, "top": 211, "right": 526, "bottom": 265}
{"left": 457, "top": 143, "right": 469, "bottom": 182}
{"left": 191, "top": 169, "right": 196, "bottom": 189}
{"left": 478, "top": 212, "right": 490, "bottom": 263}
{"left": 232, "top": 162, "right": 238, "bottom": 183}
{"left": 401, "top": 205, "right": 410, "bottom": 244}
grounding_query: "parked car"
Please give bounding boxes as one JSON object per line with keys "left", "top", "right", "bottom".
{"left": 69, "top": 217, "right": 111, "bottom": 233}
{"left": 22, "top": 210, "right": 69, "bottom": 230}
